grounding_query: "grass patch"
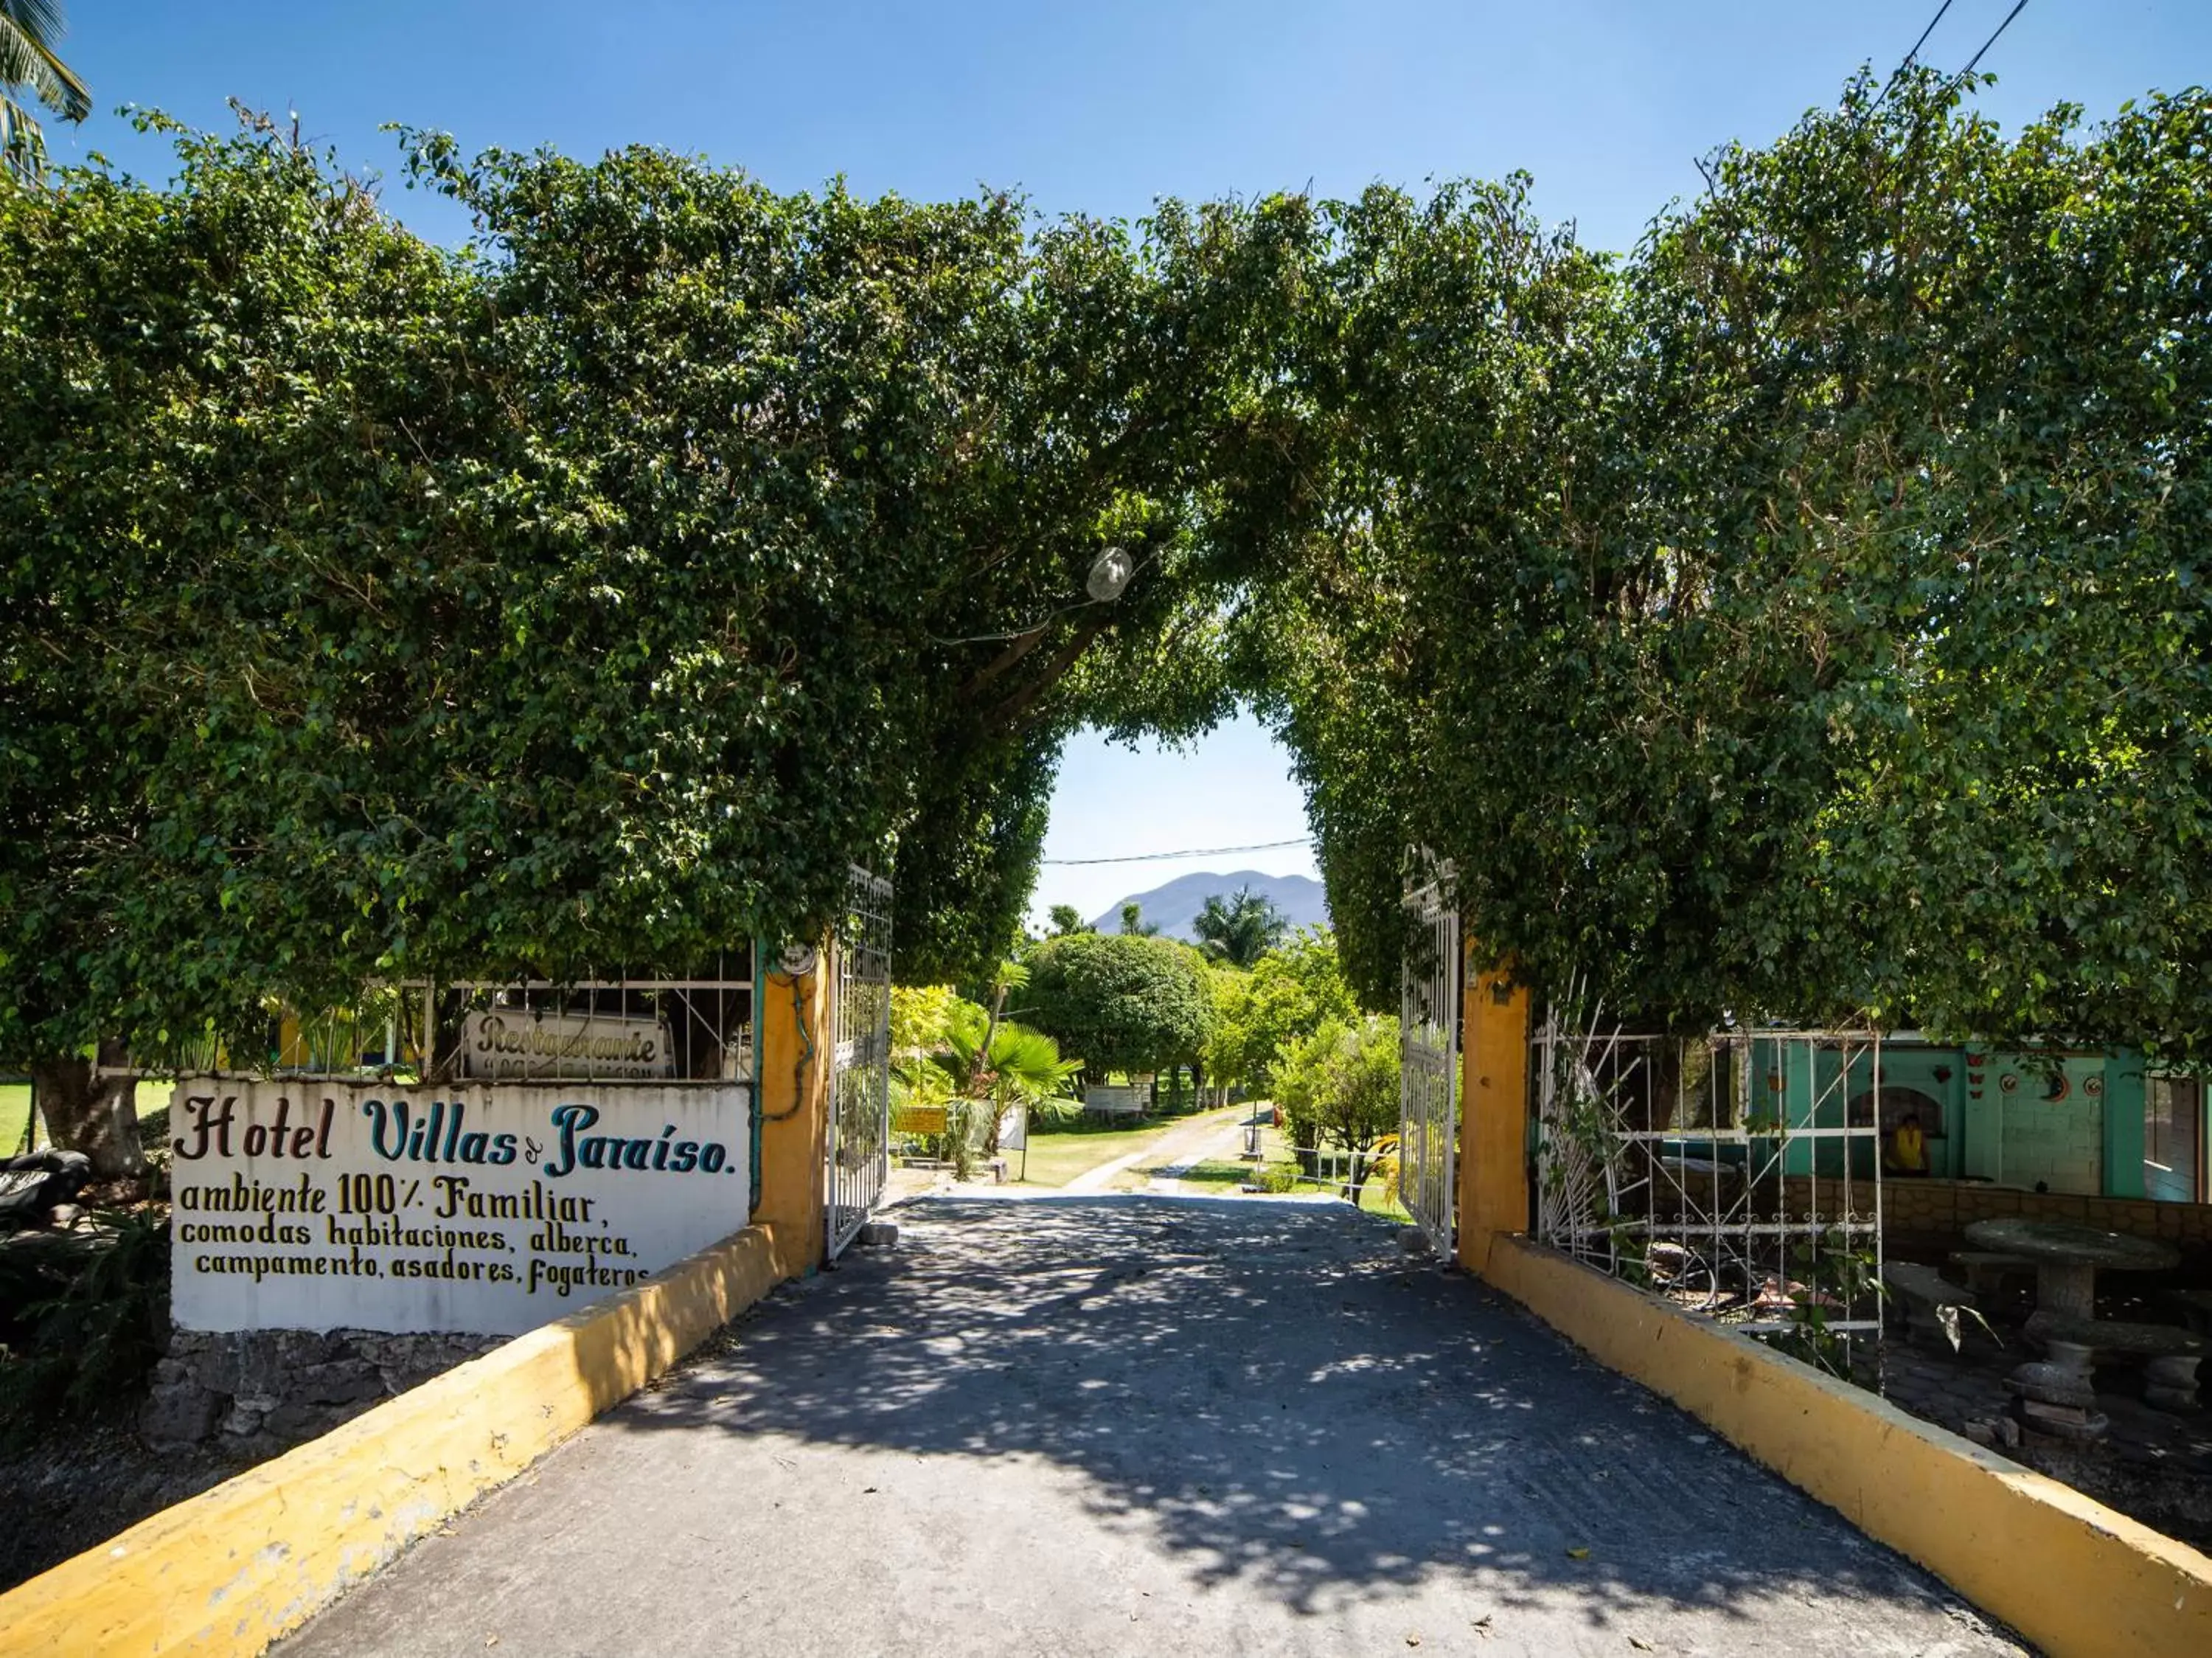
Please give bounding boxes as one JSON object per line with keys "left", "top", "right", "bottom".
{"left": 1015, "top": 1101, "right": 1241, "bottom": 1189}
{"left": 0, "top": 1081, "right": 177, "bottom": 1157}
{"left": 1016, "top": 1116, "right": 1188, "bottom": 1188}
{"left": 1161, "top": 1159, "right": 1254, "bottom": 1187}
{"left": 0, "top": 1085, "right": 30, "bottom": 1157}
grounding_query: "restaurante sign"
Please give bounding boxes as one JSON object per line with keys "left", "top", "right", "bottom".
{"left": 459, "top": 1010, "right": 674, "bottom": 1081}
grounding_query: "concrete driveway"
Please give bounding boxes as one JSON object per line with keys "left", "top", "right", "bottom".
{"left": 279, "top": 1195, "right": 2022, "bottom": 1657}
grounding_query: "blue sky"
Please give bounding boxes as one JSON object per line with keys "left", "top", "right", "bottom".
{"left": 45, "top": 2, "right": 2212, "bottom": 924}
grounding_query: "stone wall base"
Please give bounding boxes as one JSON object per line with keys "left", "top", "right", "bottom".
{"left": 142, "top": 1328, "right": 502, "bottom": 1454}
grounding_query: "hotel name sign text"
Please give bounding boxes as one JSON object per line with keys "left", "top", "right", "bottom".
{"left": 168, "top": 1077, "right": 750, "bottom": 1336}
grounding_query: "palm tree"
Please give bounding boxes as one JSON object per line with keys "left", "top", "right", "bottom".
{"left": 934, "top": 991, "right": 1082, "bottom": 1168}
{"left": 936, "top": 1013, "right": 1081, "bottom": 1112}
{"left": 2, "top": 1, "right": 91, "bottom": 184}
{"left": 1119, "top": 901, "right": 1158, "bottom": 937}
{"left": 1192, "top": 886, "right": 1289, "bottom": 968}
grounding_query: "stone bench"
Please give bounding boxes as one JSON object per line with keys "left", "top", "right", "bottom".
{"left": 2163, "top": 1288, "right": 2212, "bottom": 1336}
{"left": 2024, "top": 1311, "right": 2205, "bottom": 1412}
{"left": 1948, "top": 1249, "right": 2037, "bottom": 1296}
{"left": 1882, "top": 1260, "right": 1978, "bottom": 1350}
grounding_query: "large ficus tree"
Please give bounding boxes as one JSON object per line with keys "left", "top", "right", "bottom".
{"left": 1, "top": 114, "right": 492, "bottom": 1168}
{"left": 1262, "top": 74, "right": 2212, "bottom": 1054}
{"left": 9, "top": 69, "right": 2212, "bottom": 1181}
{"left": 391, "top": 138, "right": 1315, "bottom": 982}
{"left": 0, "top": 113, "right": 1291, "bottom": 1165}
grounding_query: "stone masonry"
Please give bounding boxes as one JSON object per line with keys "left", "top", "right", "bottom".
{"left": 140, "top": 1327, "right": 503, "bottom": 1455}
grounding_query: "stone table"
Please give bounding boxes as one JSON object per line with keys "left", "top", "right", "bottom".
{"left": 1961, "top": 1217, "right": 2178, "bottom": 1320}
{"left": 1963, "top": 1217, "right": 2181, "bottom": 1438}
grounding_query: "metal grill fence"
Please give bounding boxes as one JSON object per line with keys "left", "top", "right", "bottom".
{"left": 1534, "top": 1002, "right": 1885, "bottom": 1370}
{"left": 1399, "top": 873, "right": 1461, "bottom": 1253}
{"left": 97, "top": 971, "right": 756, "bottom": 1087}
{"left": 827, "top": 866, "right": 894, "bottom": 1258}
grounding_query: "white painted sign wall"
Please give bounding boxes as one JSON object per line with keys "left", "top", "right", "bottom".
{"left": 167, "top": 1078, "right": 751, "bottom": 1336}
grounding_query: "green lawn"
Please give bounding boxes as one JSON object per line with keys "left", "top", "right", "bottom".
{"left": 1154, "top": 1158, "right": 1254, "bottom": 1188}
{"left": 0, "top": 1079, "right": 175, "bottom": 1157}
{"left": 1094, "top": 1140, "right": 1413, "bottom": 1219}
{"left": 0, "top": 1083, "right": 29, "bottom": 1156}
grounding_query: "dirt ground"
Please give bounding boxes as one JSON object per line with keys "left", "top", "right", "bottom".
{"left": 0, "top": 1418, "right": 252, "bottom": 1592}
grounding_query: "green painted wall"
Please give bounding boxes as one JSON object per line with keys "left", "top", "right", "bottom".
{"left": 1763, "top": 1041, "right": 2157, "bottom": 1200}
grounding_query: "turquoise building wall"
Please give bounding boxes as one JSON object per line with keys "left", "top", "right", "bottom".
{"left": 1757, "top": 1039, "right": 2182, "bottom": 1201}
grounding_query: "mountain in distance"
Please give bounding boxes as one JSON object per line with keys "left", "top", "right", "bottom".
{"left": 1087, "top": 869, "right": 1329, "bottom": 942}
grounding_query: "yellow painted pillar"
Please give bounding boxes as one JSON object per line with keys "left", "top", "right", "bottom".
{"left": 1457, "top": 940, "right": 1532, "bottom": 1275}
{"left": 754, "top": 950, "right": 832, "bottom": 1279}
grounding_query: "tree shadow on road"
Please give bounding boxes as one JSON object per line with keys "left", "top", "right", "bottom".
{"left": 612, "top": 1194, "right": 2011, "bottom": 1645}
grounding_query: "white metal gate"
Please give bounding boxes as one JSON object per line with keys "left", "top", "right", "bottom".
{"left": 1399, "top": 874, "right": 1461, "bottom": 1253}
{"left": 827, "top": 866, "right": 894, "bottom": 1259}
{"left": 1533, "top": 1007, "right": 1885, "bottom": 1367}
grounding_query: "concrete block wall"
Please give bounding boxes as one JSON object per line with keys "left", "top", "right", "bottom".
{"left": 1784, "top": 1176, "right": 2212, "bottom": 1253}
{"left": 1997, "top": 1092, "right": 2105, "bottom": 1196}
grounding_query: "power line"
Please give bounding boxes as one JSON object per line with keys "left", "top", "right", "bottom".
{"left": 1863, "top": 0, "right": 1953, "bottom": 123}
{"left": 1899, "top": 0, "right": 1957, "bottom": 80}
{"left": 1949, "top": 0, "right": 2031, "bottom": 89}
{"left": 1041, "top": 836, "right": 1312, "bottom": 867}
{"left": 1868, "top": 0, "right": 2031, "bottom": 126}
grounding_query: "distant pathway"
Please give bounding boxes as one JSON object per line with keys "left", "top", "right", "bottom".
{"left": 279, "top": 1196, "right": 2020, "bottom": 1657}
{"left": 1061, "top": 1104, "right": 1242, "bottom": 1193}
{"left": 1144, "top": 1106, "right": 1276, "bottom": 1195}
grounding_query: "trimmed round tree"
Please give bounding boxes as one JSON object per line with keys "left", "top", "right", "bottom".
{"left": 1019, "top": 934, "right": 1212, "bottom": 1084}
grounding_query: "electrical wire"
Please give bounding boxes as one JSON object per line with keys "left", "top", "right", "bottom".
{"left": 1947, "top": 0, "right": 2031, "bottom": 91}
{"left": 1041, "top": 836, "right": 1312, "bottom": 866}
{"left": 925, "top": 593, "right": 1105, "bottom": 648}
{"left": 1898, "top": 0, "right": 1956, "bottom": 80}
{"left": 759, "top": 957, "right": 817, "bottom": 1123}
{"left": 1861, "top": 0, "right": 1953, "bottom": 125}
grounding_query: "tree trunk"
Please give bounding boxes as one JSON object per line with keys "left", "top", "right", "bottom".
{"left": 31, "top": 1042, "right": 145, "bottom": 1179}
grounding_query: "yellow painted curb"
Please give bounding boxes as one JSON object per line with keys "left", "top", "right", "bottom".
{"left": 0, "top": 1220, "right": 791, "bottom": 1657}
{"left": 1480, "top": 1233, "right": 2212, "bottom": 1658}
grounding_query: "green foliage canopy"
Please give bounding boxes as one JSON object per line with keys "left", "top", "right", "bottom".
{"left": 1274, "top": 1013, "right": 1401, "bottom": 1179}
{"left": 1227, "top": 929, "right": 1360, "bottom": 1092}
{"left": 1248, "top": 74, "right": 2212, "bottom": 1053}
{"left": 10, "top": 70, "right": 2212, "bottom": 1075}
{"left": 0, "top": 115, "right": 1294, "bottom": 1063}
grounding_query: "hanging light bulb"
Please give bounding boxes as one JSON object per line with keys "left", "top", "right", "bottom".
{"left": 1085, "top": 547, "right": 1135, "bottom": 603}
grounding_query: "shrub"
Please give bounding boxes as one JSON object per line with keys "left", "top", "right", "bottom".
{"left": 1019, "top": 933, "right": 1211, "bottom": 1081}
{"left": 0, "top": 1209, "right": 172, "bottom": 1442}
